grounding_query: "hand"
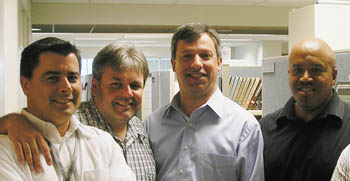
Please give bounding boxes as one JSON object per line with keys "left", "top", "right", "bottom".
{"left": 2, "top": 113, "right": 52, "bottom": 173}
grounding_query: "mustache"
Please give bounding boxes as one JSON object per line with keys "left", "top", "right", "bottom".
{"left": 297, "top": 82, "right": 314, "bottom": 87}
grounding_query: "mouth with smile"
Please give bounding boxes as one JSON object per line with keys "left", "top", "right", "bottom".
{"left": 113, "top": 99, "right": 135, "bottom": 108}
{"left": 296, "top": 86, "right": 315, "bottom": 95}
{"left": 186, "top": 72, "right": 207, "bottom": 80}
{"left": 52, "top": 97, "right": 74, "bottom": 108}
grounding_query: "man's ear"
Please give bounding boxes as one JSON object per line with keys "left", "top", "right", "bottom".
{"left": 20, "top": 76, "right": 30, "bottom": 96}
{"left": 91, "top": 78, "right": 99, "bottom": 97}
{"left": 217, "top": 57, "right": 223, "bottom": 72}
{"left": 171, "top": 59, "right": 176, "bottom": 73}
{"left": 332, "top": 68, "right": 338, "bottom": 85}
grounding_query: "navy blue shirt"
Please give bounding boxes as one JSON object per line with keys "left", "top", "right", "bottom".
{"left": 260, "top": 92, "right": 350, "bottom": 181}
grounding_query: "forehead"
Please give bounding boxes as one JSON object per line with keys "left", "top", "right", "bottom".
{"left": 176, "top": 34, "right": 216, "bottom": 52}
{"left": 36, "top": 52, "right": 79, "bottom": 72}
{"left": 289, "top": 48, "right": 331, "bottom": 67}
{"left": 100, "top": 66, "right": 143, "bottom": 81}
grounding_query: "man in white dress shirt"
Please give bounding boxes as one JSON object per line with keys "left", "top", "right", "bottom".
{"left": 0, "top": 37, "right": 135, "bottom": 180}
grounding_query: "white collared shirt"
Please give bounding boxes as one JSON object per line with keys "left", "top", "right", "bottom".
{"left": 0, "top": 109, "right": 136, "bottom": 181}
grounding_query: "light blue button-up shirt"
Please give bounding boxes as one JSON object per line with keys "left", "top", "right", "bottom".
{"left": 145, "top": 88, "right": 264, "bottom": 181}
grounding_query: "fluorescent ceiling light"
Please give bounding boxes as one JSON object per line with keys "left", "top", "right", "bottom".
{"left": 117, "top": 40, "right": 158, "bottom": 43}
{"left": 226, "top": 34, "right": 277, "bottom": 37}
{"left": 32, "top": 28, "right": 41, "bottom": 31}
{"left": 74, "top": 38, "right": 118, "bottom": 41}
{"left": 124, "top": 34, "right": 172, "bottom": 38}
{"left": 221, "top": 39, "right": 253, "bottom": 41}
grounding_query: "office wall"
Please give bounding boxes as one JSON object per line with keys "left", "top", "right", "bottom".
{"left": 289, "top": 4, "right": 350, "bottom": 52}
{"left": 31, "top": 3, "right": 292, "bottom": 28}
{"left": 314, "top": 4, "right": 350, "bottom": 51}
{"left": 0, "top": 0, "right": 4, "bottom": 115}
{"left": 262, "top": 41, "right": 283, "bottom": 58}
{"left": 288, "top": 5, "right": 314, "bottom": 52}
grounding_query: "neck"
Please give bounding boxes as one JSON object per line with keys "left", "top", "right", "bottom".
{"left": 179, "top": 92, "right": 212, "bottom": 117}
{"left": 56, "top": 120, "right": 71, "bottom": 136}
{"left": 108, "top": 121, "right": 128, "bottom": 141}
{"left": 295, "top": 99, "right": 331, "bottom": 122}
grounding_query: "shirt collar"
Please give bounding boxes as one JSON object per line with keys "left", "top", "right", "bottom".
{"left": 127, "top": 116, "right": 147, "bottom": 141}
{"left": 88, "top": 98, "right": 145, "bottom": 141}
{"left": 276, "top": 91, "right": 343, "bottom": 127}
{"left": 21, "top": 109, "right": 83, "bottom": 143}
{"left": 165, "top": 87, "right": 223, "bottom": 119}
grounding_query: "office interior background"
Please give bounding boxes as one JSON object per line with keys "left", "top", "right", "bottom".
{"left": 1, "top": 0, "right": 350, "bottom": 117}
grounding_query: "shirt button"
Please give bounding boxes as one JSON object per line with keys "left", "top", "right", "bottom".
{"left": 179, "top": 169, "right": 184, "bottom": 175}
{"left": 184, "top": 146, "right": 188, "bottom": 150}
{"left": 189, "top": 122, "right": 192, "bottom": 127}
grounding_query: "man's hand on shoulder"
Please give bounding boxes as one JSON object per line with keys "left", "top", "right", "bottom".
{"left": 0, "top": 113, "right": 52, "bottom": 173}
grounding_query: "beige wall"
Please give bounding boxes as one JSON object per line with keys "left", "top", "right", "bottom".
{"left": 288, "top": 5, "right": 315, "bottom": 52}
{"left": 262, "top": 41, "right": 283, "bottom": 58}
{"left": 32, "top": 3, "right": 292, "bottom": 27}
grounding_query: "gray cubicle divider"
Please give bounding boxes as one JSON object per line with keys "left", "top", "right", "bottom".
{"left": 227, "top": 66, "right": 262, "bottom": 78}
{"left": 262, "top": 50, "right": 350, "bottom": 117}
{"left": 262, "top": 56, "right": 290, "bottom": 116}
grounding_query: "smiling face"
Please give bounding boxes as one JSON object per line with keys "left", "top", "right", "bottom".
{"left": 171, "top": 33, "right": 222, "bottom": 101}
{"left": 21, "top": 52, "right": 81, "bottom": 125}
{"left": 92, "top": 66, "right": 144, "bottom": 125}
{"left": 288, "top": 38, "right": 337, "bottom": 112}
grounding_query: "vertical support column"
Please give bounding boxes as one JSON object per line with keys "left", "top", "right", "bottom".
{"left": 0, "top": 0, "right": 20, "bottom": 114}
{"left": 289, "top": 3, "right": 350, "bottom": 52}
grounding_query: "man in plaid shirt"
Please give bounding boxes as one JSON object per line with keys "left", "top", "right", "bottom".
{"left": 0, "top": 44, "right": 156, "bottom": 181}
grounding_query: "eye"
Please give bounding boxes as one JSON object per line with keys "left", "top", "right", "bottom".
{"left": 310, "top": 67, "right": 323, "bottom": 75}
{"left": 47, "top": 76, "right": 59, "bottom": 82}
{"left": 200, "top": 53, "right": 210, "bottom": 60}
{"left": 130, "top": 82, "right": 142, "bottom": 90}
{"left": 110, "top": 82, "right": 122, "bottom": 88}
{"left": 182, "top": 54, "right": 194, "bottom": 60}
{"left": 292, "top": 67, "right": 303, "bottom": 75}
{"left": 68, "top": 75, "right": 79, "bottom": 83}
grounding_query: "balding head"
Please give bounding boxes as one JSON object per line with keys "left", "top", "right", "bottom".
{"left": 289, "top": 37, "right": 335, "bottom": 69}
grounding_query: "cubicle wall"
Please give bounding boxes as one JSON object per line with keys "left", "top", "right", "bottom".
{"left": 262, "top": 50, "right": 350, "bottom": 116}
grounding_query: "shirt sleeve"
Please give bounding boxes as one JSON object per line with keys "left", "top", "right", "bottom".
{"left": 331, "top": 145, "right": 350, "bottom": 181}
{"left": 236, "top": 120, "right": 265, "bottom": 181}
{"left": 0, "top": 136, "right": 28, "bottom": 180}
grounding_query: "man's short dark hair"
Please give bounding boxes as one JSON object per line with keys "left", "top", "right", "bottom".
{"left": 171, "top": 22, "right": 221, "bottom": 60}
{"left": 20, "top": 37, "right": 81, "bottom": 79}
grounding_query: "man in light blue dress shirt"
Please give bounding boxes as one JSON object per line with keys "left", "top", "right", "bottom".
{"left": 144, "top": 23, "right": 264, "bottom": 181}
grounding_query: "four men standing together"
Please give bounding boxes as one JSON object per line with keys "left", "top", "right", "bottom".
{"left": 0, "top": 22, "right": 350, "bottom": 181}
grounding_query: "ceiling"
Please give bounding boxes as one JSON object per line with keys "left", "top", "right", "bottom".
{"left": 32, "top": 0, "right": 316, "bottom": 7}
{"left": 31, "top": 0, "right": 314, "bottom": 50}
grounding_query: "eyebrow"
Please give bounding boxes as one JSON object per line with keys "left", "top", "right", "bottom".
{"left": 41, "top": 71, "right": 80, "bottom": 78}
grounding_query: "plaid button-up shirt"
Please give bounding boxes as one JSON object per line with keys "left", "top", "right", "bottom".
{"left": 75, "top": 99, "right": 156, "bottom": 181}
